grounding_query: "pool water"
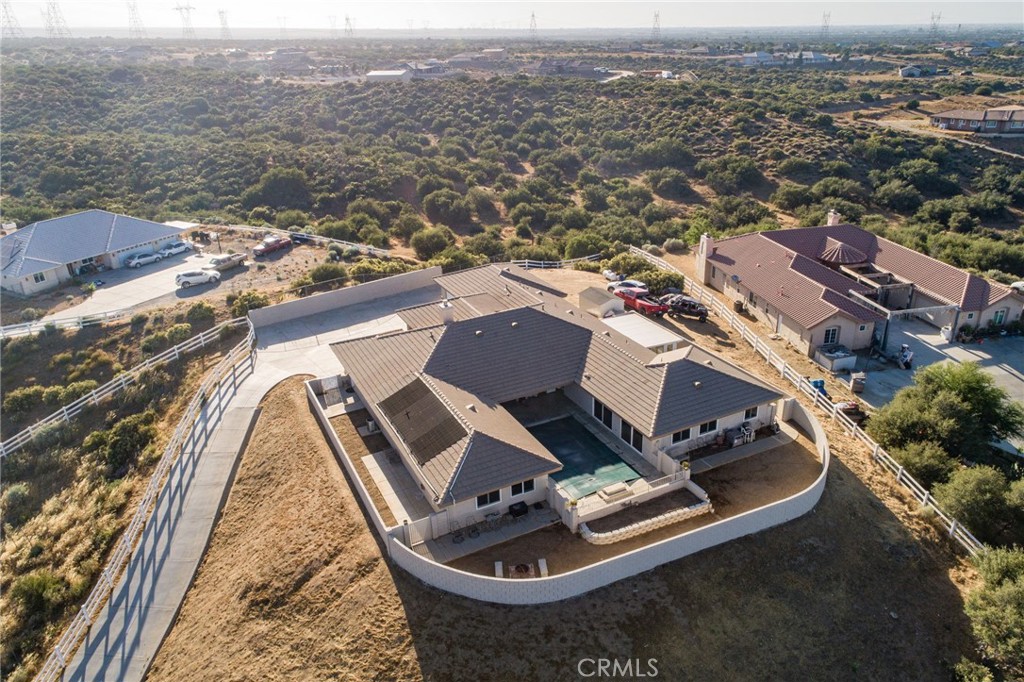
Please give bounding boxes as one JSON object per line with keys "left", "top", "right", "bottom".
{"left": 528, "top": 416, "right": 641, "bottom": 500}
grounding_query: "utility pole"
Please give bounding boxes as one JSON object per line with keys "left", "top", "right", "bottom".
{"left": 277, "top": 16, "right": 287, "bottom": 40}
{"left": 328, "top": 15, "right": 338, "bottom": 40}
{"left": 174, "top": 4, "right": 196, "bottom": 40}
{"left": 1, "top": 0, "right": 25, "bottom": 39}
{"left": 930, "top": 11, "right": 942, "bottom": 41}
{"left": 651, "top": 11, "right": 661, "bottom": 43}
{"left": 43, "top": 1, "right": 72, "bottom": 39}
{"left": 127, "top": 1, "right": 147, "bottom": 40}
{"left": 820, "top": 11, "right": 831, "bottom": 43}
{"left": 343, "top": 14, "right": 354, "bottom": 38}
{"left": 529, "top": 11, "right": 537, "bottom": 43}
{"left": 218, "top": 9, "right": 231, "bottom": 40}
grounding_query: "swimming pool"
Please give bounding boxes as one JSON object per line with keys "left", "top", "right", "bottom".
{"left": 528, "top": 416, "right": 641, "bottom": 500}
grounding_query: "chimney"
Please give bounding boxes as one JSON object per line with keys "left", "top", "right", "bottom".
{"left": 826, "top": 209, "right": 842, "bottom": 226}
{"left": 438, "top": 300, "right": 454, "bottom": 325}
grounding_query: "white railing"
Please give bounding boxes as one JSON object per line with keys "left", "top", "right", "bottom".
{"left": 222, "top": 224, "right": 391, "bottom": 258}
{"left": 32, "top": 321, "right": 257, "bottom": 682}
{"left": 627, "top": 245, "right": 986, "bottom": 557}
{"left": 511, "top": 254, "right": 601, "bottom": 269}
{"left": 0, "top": 308, "right": 135, "bottom": 339}
{"left": 1, "top": 318, "right": 249, "bottom": 459}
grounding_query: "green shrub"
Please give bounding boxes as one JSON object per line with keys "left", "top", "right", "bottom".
{"left": 42, "top": 385, "right": 65, "bottom": 405}
{"left": 662, "top": 238, "right": 687, "bottom": 254}
{"left": 3, "top": 385, "right": 45, "bottom": 414}
{"left": 934, "top": 466, "right": 1009, "bottom": 543}
{"left": 63, "top": 380, "right": 98, "bottom": 403}
{"left": 19, "top": 308, "right": 42, "bottom": 321}
{"left": 602, "top": 252, "right": 652, "bottom": 278}
{"left": 573, "top": 260, "right": 602, "bottom": 273}
{"left": 1, "top": 482, "right": 33, "bottom": 527}
{"left": 309, "top": 263, "right": 349, "bottom": 285}
{"left": 104, "top": 410, "right": 158, "bottom": 476}
{"left": 130, "top": 312, "right": 149, "bottom": 327}
{"left": 10, "top": 569, "right": 69, "bottom": 617}
{"left": 186, "top": 301, "right": 215, "bottom": 322}
{"left": 140, "top": 331, "right": 169, "bottom": 353}
{"left": 166, "top": 323, "right": 192, "bottom": 344}
{"left": 410, "top": 227, "right": 455, "bottom": 260}
{"left": 890, "top": 441, "right": 955, "bottom": 489}
{"left": 229, "top": 291, "right": 270, "bottom": 317}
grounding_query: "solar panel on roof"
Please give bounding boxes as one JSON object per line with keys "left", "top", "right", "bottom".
{"left": 378, "top": 378, "right": 466, "bottom": 466}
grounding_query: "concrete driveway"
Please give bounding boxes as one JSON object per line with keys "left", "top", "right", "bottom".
{"left": 43, "top": 251, "right": 217, "bottom": 321}
{"left": 858, "top": 318, "right": 1024, "bottom": 449}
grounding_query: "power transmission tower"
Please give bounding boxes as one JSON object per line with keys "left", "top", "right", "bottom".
{"left": 127, "top": 1, "right": 147, "bottom": 40}
{"left": 218, "top": 9, "right": 231, "bottom": 40}
{"left": 529, "top": 12, "right": 537, "bottom": 43}
{"left": 820, "top": 11, "right": 831, "bottom": 43}
{"left": 328, "top": 15, "right": 338, "bottom": 39}
{"left": 174, "top": 4, "right": 196, "bottom": 40}
{"left": 343, "top": 15, "right": 354, "bottom": 37}
{"left": 277, "top": 16, "right": 287, "bottom": 40}
{"left": 651, "top": 11, "right": 661, "bottom": 43}
{"left": 1, "top": 0, "right": 25, "bottom": 39}
{"left": 43, "top": 1, "right": 72, "bottom": 39}
{"left": 930, "top": 11, "right": 942, "bottom": 41}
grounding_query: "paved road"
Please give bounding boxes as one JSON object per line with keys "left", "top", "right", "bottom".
{"left": 62, "top": 288, "right": 437, "bottom": 682}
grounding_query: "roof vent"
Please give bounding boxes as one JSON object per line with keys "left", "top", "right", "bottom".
{"left": 536, "top": 290, "right": 543, "bottom": 295}
{"left": 694, "top": 381, "right": 702, "bottom": 389}
{"left": 583, "top": 373, "right": 591, "bottom": 380}
{"left": 511, "top": 321, "right": 519, "bottom": 328}
{"left": 475, "top": 330, "right": 483, "bottom": 337}
{"left": 602, "top": 331, "right": 611, "bottom": 336}
{"left": 705, "top": 360, "right": 713, "bottom": 366}
{"left": 466, "top": 403, "right": 476, "bottom": 412}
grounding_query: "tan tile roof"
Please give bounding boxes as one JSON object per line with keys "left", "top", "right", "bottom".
{"left": 332, "top": 263, "right": 786, "bottom": 505}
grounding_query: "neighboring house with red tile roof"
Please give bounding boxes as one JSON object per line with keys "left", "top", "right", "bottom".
{"left": 331, "top": 264, "right": 785, "bottom": 529}
{"left": 931, "top": 105, "right": 1024, "bottom": 134}
{"left": 695, "top": 224, "right": 1023, "bottom": 356}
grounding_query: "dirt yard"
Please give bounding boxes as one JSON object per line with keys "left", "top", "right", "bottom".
{"left": 149, "top": 357, "right": 977, "bottom": 682}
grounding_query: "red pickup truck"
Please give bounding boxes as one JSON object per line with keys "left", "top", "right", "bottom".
{"left": 614, "top": 288, "right": 669, "bottom": 317}
{"left": 252, "top": 234, "right": 292, "bottom": 257}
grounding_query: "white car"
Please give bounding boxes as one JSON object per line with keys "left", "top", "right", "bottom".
{"left": 607, "top": 279, "right": 649, "bottom": 294}
{"left": 158, "top": 241, "right": 193, "bottom": 257}
{"left": 125, "top": 252, "right": 162, "bottom": 268}
{"left": 175, "top": 270, "right": 220, "bottom": 288}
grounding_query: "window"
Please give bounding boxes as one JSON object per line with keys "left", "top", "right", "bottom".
{"left": 671, "top": 428, "right": 691, "bottom": 444}
{"left": 699, "top": 419, "right": 718, "bottom": 435}
{"left": 958, "top": 119, "right": 965, "bottom": 126}
{"left": 1012, "top": 121, "right": 1023, "bottom": 129}
{"left": 32, "top": 272, "right": 46, "bottom": 283}
{"left": 994, "top": 308, "right": 1007, "bottom": 325}
{"left": 620, "top": 421, "right": 643, "bottom": 452}
{"left": 823, "top": 327, "right": 839, "bottom": 345}
{"left": 748, "top": 291, "right": 756, "bottom": 304}
{"left": 511, "top": 479, "right": 535, "bottom": 496}
{"left": 967, "top": 312, "right": 975, "bottom": 320}
{"left": 858, "top": 324, "right": 867, "bottom": 332}
{"left": 711, "top": 266, "right": 717, "bottom": 279}
{"left": 986, "top": 120, "right": 997, "bottom": 128}
{"left": 476, "top": 490, "right": 500, "bottom": 508}
{"left": 744, "top": 406, "right": 758, "bottom": 420}
{"left": 593, "top": 398, "right": 613, "bottom": 429}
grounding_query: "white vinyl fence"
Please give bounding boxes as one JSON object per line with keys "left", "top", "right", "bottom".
{"left": 510, "top": 254, "right": 601, "bottom": 269}
{"left": 626, "top": 246, "right": 986, "bottom": 556}
{"left": 31, "top": 322, "right": 257, "bottom": 682}
{"left": 1, "top": 318, "right": 249, "bottom": 459}
{"left": 0, "top": 308, "right": 135, "bottom": 339}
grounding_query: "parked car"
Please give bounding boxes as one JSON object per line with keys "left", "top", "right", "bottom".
{"left": 614, "top": 288, "right": 669, "bottom": 317}
{"left": 158, "top": 241, "right": 193, "bottom": 257}
{"left": 289, "top": 231, "right": 315, "bottom": 245}
{"left": 203, "top": 253, "right": 246, "bottom": 272}
{"left": 175, "top": 270, "right": 221, "bottom": 288}
{"left": 252, "top": 234, "right": 292, "bottom": 257}
{"left": 125, "top": 252, "right": 162, "bottom": 268}
{"left": 659, "top": 294, "right": 709, "bottom": 322}
{"left": 607, "top": 279, "right": 649, "bottom": 294}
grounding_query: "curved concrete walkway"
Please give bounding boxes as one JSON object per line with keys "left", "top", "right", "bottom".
{"left": 61, "top": 325, "right": 371, "bottom": 681}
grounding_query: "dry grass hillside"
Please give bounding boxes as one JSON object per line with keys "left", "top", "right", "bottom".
{"left": 149, "top": 364, "right": 977, "bottom": 681}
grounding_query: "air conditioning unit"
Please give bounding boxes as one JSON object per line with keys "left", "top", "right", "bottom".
{"left": 366, "top": 418, "right": 379, "bottom": 434}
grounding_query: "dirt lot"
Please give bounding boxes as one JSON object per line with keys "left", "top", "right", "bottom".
{"left": 150, "top": 354, "right": 977, "bottom": 682}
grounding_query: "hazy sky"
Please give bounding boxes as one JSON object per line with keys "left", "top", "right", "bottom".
{"left": 9, "top": 0, "right": 1022, "bottom": 32}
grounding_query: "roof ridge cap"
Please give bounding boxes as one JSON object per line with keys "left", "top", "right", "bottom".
{"left": 590, "top": 326, "right": 649, "bottom": 366}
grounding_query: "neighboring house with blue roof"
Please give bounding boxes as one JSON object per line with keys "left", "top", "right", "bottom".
{"left": 1, "top": 209, "right": 184, "bottom": 296}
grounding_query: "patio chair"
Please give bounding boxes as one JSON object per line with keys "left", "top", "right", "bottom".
{"left": 450, "top": 519, "right": 465, "bottom": 544}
